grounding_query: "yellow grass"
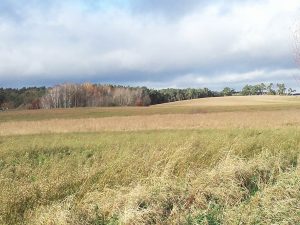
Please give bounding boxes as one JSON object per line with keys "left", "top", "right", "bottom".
{"left": 1, "top": 109, "right": 300, "bottom": 136}
{"left": 2, "top": 96, "right": 300, "bottom": 124}
{"left": 1, "top": 129, "right": 300, "bottom": 225}
{"left": 1, "top": 96, "right": 300, "bottom": 225}
{"left": 158, "top": 95, "right": 300, "bottom": 107}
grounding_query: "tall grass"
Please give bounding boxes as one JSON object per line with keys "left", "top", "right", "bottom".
{"left": 1, "top": 129, "right": 299, "bottom": 224}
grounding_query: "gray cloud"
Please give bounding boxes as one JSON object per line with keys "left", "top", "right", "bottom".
{"left": 0, "top": 0, "right": 300, "bottom": 90}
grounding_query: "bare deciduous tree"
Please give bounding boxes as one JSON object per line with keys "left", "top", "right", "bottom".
{"left": 40, "top": 84, "right": 151, "bottom": 109}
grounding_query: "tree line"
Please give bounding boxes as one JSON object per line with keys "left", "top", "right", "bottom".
{"left": 221, "top": 83, "right": 296, "bottom": 96}
{"left": 40, "top": 83, "right": 151, "bottom": 109}
{"left": 0, "top": 87, "right": 46, "bottom": 109}
{"left": 0, "top": 82, "right": 297, "bottom": 109}
{"left": 146, "top": 88, "right": 219, "bottom": 105}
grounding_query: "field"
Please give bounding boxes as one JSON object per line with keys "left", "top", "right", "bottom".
{"left": 1, "top": 95, "right": 300, "bottom": 225}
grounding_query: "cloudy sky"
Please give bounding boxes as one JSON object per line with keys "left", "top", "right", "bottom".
{"left": 1, "top": 0, "right": 300, "bottom": 90}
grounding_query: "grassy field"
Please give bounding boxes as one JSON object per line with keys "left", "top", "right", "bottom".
{"left": 2, "top": 96, "right": 300, "bottom": 123}
{"left": 159, "top": 95, "right": 300, "bottom": 107}
{"left": 1, "top": 95, "right": 300, "bottom": 224}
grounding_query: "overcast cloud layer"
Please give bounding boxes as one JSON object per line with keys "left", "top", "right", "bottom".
{"left": 1, "top": 0, "right": 300, "bottom": 89}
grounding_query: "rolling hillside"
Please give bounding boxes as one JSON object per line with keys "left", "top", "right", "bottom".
{"left": 156, "top": 95, "right": 300, "bottom": 107}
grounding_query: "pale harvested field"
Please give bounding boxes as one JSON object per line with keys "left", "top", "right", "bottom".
{"left": 158, "top": 95, "right": 300, "bottom": 107}
{"left": 2, "top": 96, "right": 300, "bottom": 124}
{"left": 1, "top": 109, "right": 300, "bottom": 136}
{"left": 1, "top": 96, "right": 300, "bottom": 136}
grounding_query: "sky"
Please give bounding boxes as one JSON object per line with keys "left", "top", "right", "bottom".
{"left": 1, "top": 0, "right": 300, "bottom": 90}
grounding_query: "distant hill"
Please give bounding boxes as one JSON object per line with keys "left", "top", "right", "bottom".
{"left": 156, "top": 95, "right": 300, "bottom": 107}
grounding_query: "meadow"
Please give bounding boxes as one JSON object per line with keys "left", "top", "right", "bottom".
{"left": 1, "top": 95, "right": 300, "bottom": 225}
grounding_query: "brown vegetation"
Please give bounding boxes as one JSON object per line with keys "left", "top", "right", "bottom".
{"left": 1, "top": 109, "right": 300, "bottom": 136}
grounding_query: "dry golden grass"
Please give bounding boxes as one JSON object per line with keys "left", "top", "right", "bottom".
{"left": 158, "top": 95, "right": 300, "bottom": 107}
{"left": 1, "top": 96, "right": 300, "bottom": 225}
{"left": 1, "top": 109, "right": 300, "bottom": 136}
{"left": 1, "top": 129, "right": 300, "bottom": 225}
{"left": 2, "top": 96, "right": 300, "bottom": 124}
